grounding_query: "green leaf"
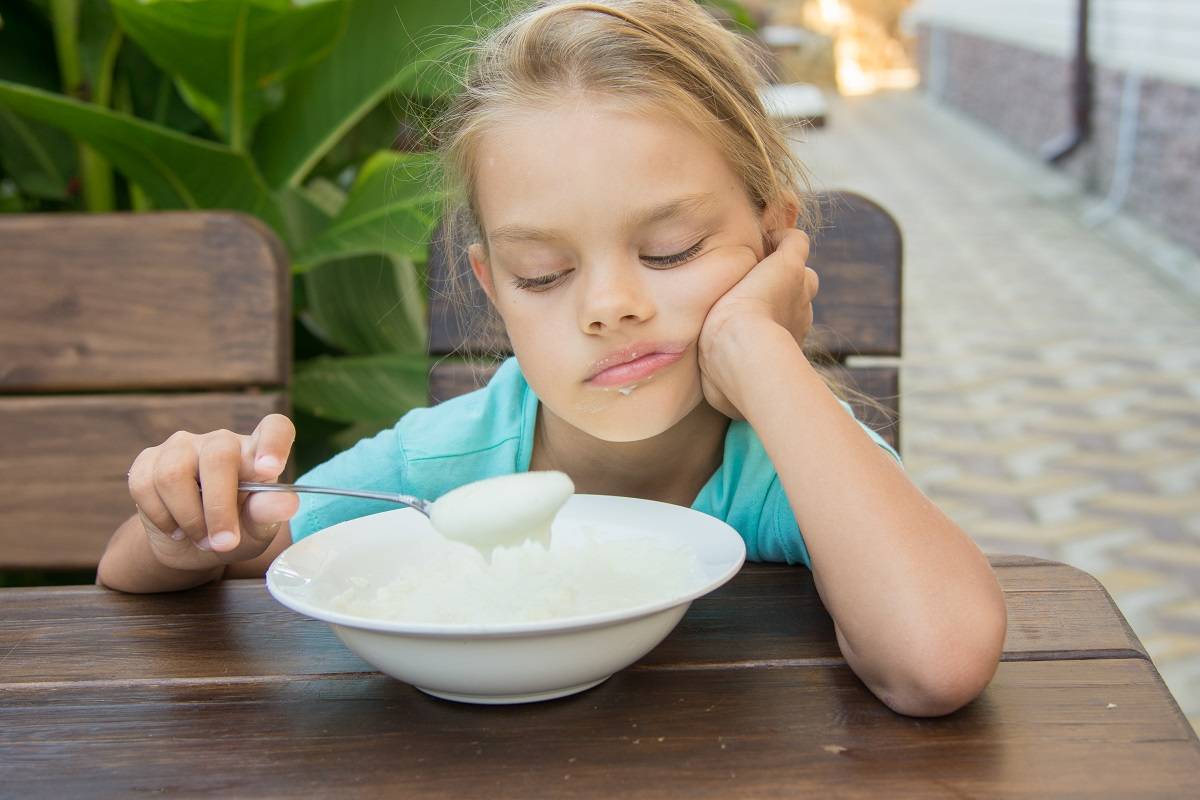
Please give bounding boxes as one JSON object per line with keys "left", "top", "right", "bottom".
{"left": 78, "top": 0, "right": 120, "bottom": 100}
{"left": 253, "top": 0, "right": 482, "bottom": 188}
{"left": 293, "top": 150, "right": 441, "bottom": 272}
{"left": 292, "top": 352, "right": 430, "bottom": 424}
{"left": 303, "top": 252, "right": 426, "bottom": 357}
{"left": 0, "top": 79, "right": 281, "bottom": 227}
{"left": 275, "top": 180, "right": 336, "bottom": 254}
{"left": 116, "top": 40, "right": 209, "bottom": 135}
{"left": 0, "top": 0, "right": 76, "bottom": 199}
{"left": 0, "top": 105, "right": 74, "bottom": 199}
{"left": 109, "top": 0, "right": 348, "bottom": 148}
{"left": 702, "top": 0, "right": 758, "bottom": 31}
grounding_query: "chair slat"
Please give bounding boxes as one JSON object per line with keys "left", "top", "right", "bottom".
{"left": 808, "top": 191, "right": 902, "bottom": 359}
{"left": 0, "top": 213, "right": 291, "bottom": 392}
{"left": 0, "top": 392, "right": 288, "bottom": 570}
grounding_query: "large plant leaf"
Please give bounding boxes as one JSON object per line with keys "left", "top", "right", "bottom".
{"left": 252, "top": 0, "right": 481, "bottom": 188}
{"left": 275, "top": 179, "right": 339, "bottom": 254}
{"left": 0, "top": 106, "right": 75, "bottom": 199}
{"left": 0, "top": 80, "right": 281, "bottom": 227}
{"left": 0, "top": 0, "right": 76, "bottom": 199}
{"left": 292, "top": 353, "right": 430, "bottom": 424}
{"left": 293, "top": 150, "right": 440, "bottom": 272}
{"left": 116, "top": 39, "right": 209, "bottom": 135}
{"left": 110, "top": 0, "right": 348, "bottom": 148}
{"left": 77, "top": 0, "right": 121, "bottom": 99}
{"left": 303, "top": 252, "right": 426, "bottom": 357}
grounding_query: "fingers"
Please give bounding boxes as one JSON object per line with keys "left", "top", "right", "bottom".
{"left": 197, "top": 430, "right": 244, "bottom": 552}
{"left": 128, "top": 446, "right": 181, "bottom": 540}
{"left": 249, "top": 414, "right": 296, "bottom": 480}
{"left": 239, "top": 414, "right": 298, "bottom": 548}
{"left": 153, "top": 433, "right": 208, "bottom": 546}
{"left": 128, "top": 416, "right": 298, "bottom": 562}
{"left": 772, "top": 227, "right": 810, "bottom": 261}
{"left": 241, "top": 491, "right": 300, "bottom": 546}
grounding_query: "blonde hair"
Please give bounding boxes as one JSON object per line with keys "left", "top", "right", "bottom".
{"left": 430, "top": 0, "right": 822, "bottom": 364}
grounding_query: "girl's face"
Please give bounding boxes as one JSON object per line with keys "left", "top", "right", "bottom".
{"left": 468, "top": 102, "right": 785, "bottom": 442}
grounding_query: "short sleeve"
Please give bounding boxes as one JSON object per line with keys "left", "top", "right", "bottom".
{"left": 289, "top": 423, "right": 410, "bottom": 542}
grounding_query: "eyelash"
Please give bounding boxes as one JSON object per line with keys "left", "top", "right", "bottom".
{"left": 510, "top": 239, "right": 707, "bottom": 291}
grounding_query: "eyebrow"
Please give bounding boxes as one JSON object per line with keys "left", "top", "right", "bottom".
{"left": 487, "top": 192, "right": 718, "bottom": 245}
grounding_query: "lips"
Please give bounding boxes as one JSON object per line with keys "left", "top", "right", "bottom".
{"left": 586, "top": 343, "right": 688, "bottom": 387}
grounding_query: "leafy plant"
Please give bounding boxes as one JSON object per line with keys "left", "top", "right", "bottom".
{"left": 0, "top": 0, "right": 486, "bottom": 469}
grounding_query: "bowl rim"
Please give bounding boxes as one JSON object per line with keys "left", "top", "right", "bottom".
{"left": 265, "top": 495, "right": 747, "bottom": 638}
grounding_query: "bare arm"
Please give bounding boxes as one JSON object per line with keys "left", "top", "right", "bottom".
{"left": 98, "top": 514, "right": 294, "bottom": 591}
{"left": 716, "top": 319, "right": 1007, "bottom": 716}
{"left": 97, "top": 512, "right": 224, "bottom": 593}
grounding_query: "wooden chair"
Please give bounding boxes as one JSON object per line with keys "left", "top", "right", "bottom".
{"left": 425, "top": 190, "right": 902, "bottom": 449}
{"left": 0, "top": 212, "right": 291, "bottom": 571}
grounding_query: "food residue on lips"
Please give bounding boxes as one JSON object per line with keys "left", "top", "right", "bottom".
{"left": 330, "top": 524, "right": 702, "bottom": 624}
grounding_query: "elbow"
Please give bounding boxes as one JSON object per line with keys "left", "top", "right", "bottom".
{"left": 880, "top": 610, "right": 1008, "bottom": 718}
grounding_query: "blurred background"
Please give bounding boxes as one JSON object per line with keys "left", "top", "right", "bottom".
{"left": 1, "top": 0, "right": 1197, "bottom": 731}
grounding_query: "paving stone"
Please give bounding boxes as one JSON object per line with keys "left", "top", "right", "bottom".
{"left": 1088, "top": 493, "right": 1200, "bottom": 517}
{"left": 1093, "top": 567, "right": 1173, "bottom": 594}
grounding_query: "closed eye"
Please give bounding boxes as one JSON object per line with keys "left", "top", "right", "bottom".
{"left": 642, "top": 238, "right": 706, "bottom": 267}
{"left": 509, "top": 238, "right": 707, "bottom": 291}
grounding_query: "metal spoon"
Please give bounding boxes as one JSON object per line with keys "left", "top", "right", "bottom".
{"left": 237, "top": 481, "right": 432, "bottom": 517}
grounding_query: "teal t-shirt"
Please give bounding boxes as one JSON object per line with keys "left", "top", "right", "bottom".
{"left": 290, "top": 357, "right": 901, "bottom": 569}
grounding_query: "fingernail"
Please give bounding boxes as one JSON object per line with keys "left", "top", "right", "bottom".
{"left": 195, "top": 537, "right": 214, "bottom": 551}
{"left": 170, "top": 528, "right": 186, "bottom": 541}
{"left": 255, "top": 455, "right": 281, "bottom": 473}
{"left": 210, "top": 530, "right": 238, "bottom": 551}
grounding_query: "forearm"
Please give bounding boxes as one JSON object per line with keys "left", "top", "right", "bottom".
{"left": 718, "top": 320, "right": 1006, "bottom": 714}
{"left": 96, "top": 513, "right": 223, "bottom": 594}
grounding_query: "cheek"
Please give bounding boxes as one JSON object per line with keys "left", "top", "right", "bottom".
{"left": 682, "top": 245, "right": 759, "bottom": 310}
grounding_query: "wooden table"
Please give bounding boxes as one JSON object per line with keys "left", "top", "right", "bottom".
{"left": 3, "top": 555, "right": 1198, "bottom": 797}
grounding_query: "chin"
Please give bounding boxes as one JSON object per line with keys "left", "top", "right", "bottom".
{"left": 569, "top": 386, "right": 702, "bottom": 443}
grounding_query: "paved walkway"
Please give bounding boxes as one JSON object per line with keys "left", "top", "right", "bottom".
{"left": 795, "top": 90, "right": 1200, "bottom": 732}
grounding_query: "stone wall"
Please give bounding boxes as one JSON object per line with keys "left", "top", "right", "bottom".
{"left": 916, "top": 23, "right": 1200, "bottom": 257}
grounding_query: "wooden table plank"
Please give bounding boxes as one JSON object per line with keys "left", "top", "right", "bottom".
{"left": 0, "top": 558, "right": 1146, "bottom": 685}
{"left": 2, "top": 660, "right": 1196, "bottom": 798}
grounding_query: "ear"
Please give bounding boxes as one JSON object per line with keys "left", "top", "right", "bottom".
{"left": 467, "top": 242, "right": 496, "bottom": 305}
{"left": 762, "top": 190, "right": 801, "bottom": 235}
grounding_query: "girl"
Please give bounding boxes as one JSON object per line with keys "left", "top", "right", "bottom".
{"left": 98, "top": 0, "right": 1006, "bottom": 717}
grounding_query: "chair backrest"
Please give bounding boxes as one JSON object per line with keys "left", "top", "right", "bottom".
{"left": 0, "top": 212, "right": 291, "bottom": 571}
{"left": 425, "top": 189, "right": 902, "bottom": 447}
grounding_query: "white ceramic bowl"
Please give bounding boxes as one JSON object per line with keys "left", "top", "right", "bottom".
{"left": 266, "top": 494, "right": 746, "bottom": 704}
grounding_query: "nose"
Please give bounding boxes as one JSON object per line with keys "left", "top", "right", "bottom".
{"left": 578, "top": 260, "right": 656, "bottom": 333}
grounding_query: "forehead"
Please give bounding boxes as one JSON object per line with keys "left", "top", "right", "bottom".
{"left": 472, "top": 103, "right": 746, "bottom": 240}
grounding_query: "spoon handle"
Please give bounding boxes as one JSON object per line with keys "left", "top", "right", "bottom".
{"left": 237, "top": 481, "right": 432, "bottom": 516}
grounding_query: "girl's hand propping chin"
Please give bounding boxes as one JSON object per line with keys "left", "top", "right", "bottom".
{"left": 698, "top": 228, "right": 819, "bottom": 419}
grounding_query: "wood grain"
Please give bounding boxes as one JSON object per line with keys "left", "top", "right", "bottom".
{"left": 2, "top": 557, "right": 1194, "bottom": 796}
{"left": 0, "top": 392, "right": 288, "bottom": 570}
{"left": 0, "top": 560, "right": 1147, "bottom": 685}
{"left": 1, "top": 211, "right": 292, "bottom": 570}
{"left": 2, "top": 661, "right": 1195, "bottom": 798}
{"left": 0, "top": 212, "right": 291, "bottom": 391}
